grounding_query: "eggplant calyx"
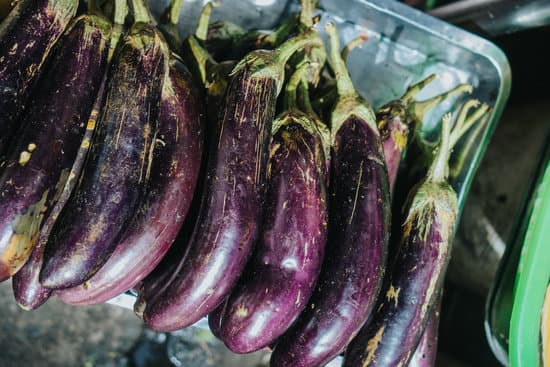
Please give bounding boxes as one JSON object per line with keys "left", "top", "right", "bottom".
{"left": 427, "top": 113, "right": 452, "bottom": 183}
{"left": 325, "top": 22, "right": 377, "bottom": 142}
{"left": 231, "top": 31, "right": 324, "bottom": 94}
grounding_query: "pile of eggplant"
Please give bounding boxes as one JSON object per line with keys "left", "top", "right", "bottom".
{"left": 0, "top": 0, "right": 492, "bottom": 366}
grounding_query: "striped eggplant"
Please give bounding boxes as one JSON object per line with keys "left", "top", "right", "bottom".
{"left": 343, "top": 113, "right": 458, "bottom": 367}
{"left": 377, "top": 76, "right": 472, "bottom": 195}
{"left": 39, "top": 22, "right": 169, "bottom": 289}
{"left": 0, "top": 15, "right": 111, "bottom": 283}
{"left": 139, "top": 30, "right": 324, "bottom": 332}
{"left": 11, "top": 0, "right": 129, "bottom": 310}
{"left": 57, "top": 55, "right": 204, "bottom": 305}
{"left": 0, "top": 0, "right": 78, "bottom": 159}
{"left": 270, "top": 23, "right": 391, "bottom": 367}
{"left": 12, "top": 80, "right": 107, "bottom": 310}
{"left": 217, "top": 65, "right": 329, "bottom": 354}
{"left": 409, "top": 294, "right": 441, "bottom": 367}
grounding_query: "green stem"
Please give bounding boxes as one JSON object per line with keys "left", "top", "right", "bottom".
{"left": 427, "top": 112, "right": 452, "bottom": 183}
{"left": 272, "top": 30, "right": 324, "bottom": 72}
{"left": 300, "top": 0, "right": 314, "bottom": 28}
{"left": 130, "top": 0, "right": 154, "bottom": 24}
{"left": 450, "top": 101, "right": 490, "bottom": 148}
{"left": 449, "top": 110, "right": 490, "bottom": 180}
{"left": 284, "top": 63, "right": 310, "bottom": 111}
{"left": 341, "top": 34, "right": 368, "bottom": 61}
{"left": 109, "top": 0, "right": 129, "bottom": 59}
{"left": 196, "top": 1, "right": 220, "bottom": 41}
{"left": 402, "top": 74, "right": 438, "bottom": 103}
{"left": 325, "top": 22, "right": 358, "bottom": 100}
{"left": 262, "top": 13, "right": 299, "bottom": 47}
{"left": 168, "top": 0, "right": 184, "bottom": 25}
{"left": 411, "top": 82, "right": 472, "bottom": 123}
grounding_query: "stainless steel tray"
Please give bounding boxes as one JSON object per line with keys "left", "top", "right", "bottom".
{"left": 109, "top": 0, "right": 511, "bottom": 364}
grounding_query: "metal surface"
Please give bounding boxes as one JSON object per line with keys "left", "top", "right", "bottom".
{"left": 109, "top": 0, "right": 511, "bottom": 364}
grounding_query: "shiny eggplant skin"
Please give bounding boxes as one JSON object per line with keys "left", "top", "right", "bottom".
{"left": 0, "top": 15, "right": 111, "bottom": 283}
{"left": 57, "top": 56, "right": 204, "bottom": 305}
{"left": 0, "top": 0, "right": 78, "bottom": 158}
{"left": 39, "top": 22, "right": 169, "bottom": 289}
{"left": 12, "top": 70, "right": 109, "bottom": 310}
{"left": 141, "top": 56, "right": 279, "bottom": 332}
{"left": 343, "top": 180, "right": 457, "bottom": 367}
{"left": 270, "top": 116, "right": 391, "bottom": 367}
{"left": 376, "top": 100, "right": 408, "bottom": 195}
{"left": 218, "top": 111, "right": 328, "bottom": 353}
{"left": 409, "top": 294, "right": 441, "bottom": 367}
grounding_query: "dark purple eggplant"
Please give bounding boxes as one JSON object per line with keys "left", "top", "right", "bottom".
{"left": 270, "top": 22, "right": 391, "bottom": 367}
{"left": 217, "top": 65, "right": 329, "bottom": 354}
{"left": 11, "top": 0, "right": 129, "bottom": 310}
{"left": 409, "top": 293, "right": 441, "bottom": 367}
{"left": 39, "top": 22, "right": 169, "bottom": 289}
{"left": 57, "top": 55, "right": 204, "bottom": 305}
{"left": 343, "top": 113, "right": 458, "bottom": 367}
{"left": 12, "top": 83, "right": 106, "bottom": 309}
{"left": 139, "top": 30, "right": 324, "bottom": 332}
{"left": 377, "top": 77, "right": 472, "bottom": 194}
{"left": 0, "top": 0, "right": 78, "bottom": 159}
{"left": 0, "top": 15, "right": 111, "bottom": 283}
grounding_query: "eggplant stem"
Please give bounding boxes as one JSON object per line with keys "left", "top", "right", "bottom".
{"left": 300, "top": 0, "right": 314, "bottom": 28}
{"left": 341, "top": 34, "right": 368, "bottom": 62}
{"left": 271, "top": 31, "right": 323, "bottom": 77}
{"left": 450, "top": 101, "right": 490, "bottom": 148}
{"left": 168, "top": 0, "right": 184, "bottom": 25}
{"left": 450, "top": 110, "right": 490, "bottom": 180}
{"left": 263, "top": 13, "right": 299, "bottom": 47}
{"left": 196, "top": 1, "right": 220, "bottom": 41}
{"left": 402, "top": 74, "right": 438, "bottom": 104}
{"left": 411, "top": 83, "right": 472, "bottom": 123}
{"left": 109, "top": 0, "right": 129, "bottom": 59}
{"left": 427, "top": 113, "right": 452, "bottom": 183}
{"left": 188, "top": 36, "right": 214, "bottom": 84}
{"left": 299, "top": 79, "right": 331, "bottom": 159}
{"left": 130, "top": 0, "right": 154, "bottom": 24}
{"left": 284, "top": 63, "right": 310, "bottom": 111}
{"left": 325, "top": 22, "right": 358, "bottom": 101}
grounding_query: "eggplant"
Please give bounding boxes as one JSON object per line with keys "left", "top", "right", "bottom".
{"left": 374, "top": 74, "right": 474, "bottom": 195}
{"left": 0, "top": 15, "right": 111, "bottom": 283}
{"left": 12, "top": 79, "right": 107, "bottom": 309}
{"left": 139, "top": 30, "right": 324, "bottom": 332}
{"left": 343, "top": 113, "right": 458, "bottom": 367}
{"left": 39, "top": 22, "right": 169, "bottom": 289}
{"left": 11, "top": 0, "right": 129, "bottom": 310}
{"left": 0, "top": 0, "right": 78, "bottom": 159}
{"left": 217, "top": 65, "right": 329, "bottom": 354}
{"left": 270, "top": 23, "right": 391, "bottom": 367}
{"left": 57, "top": 55, "right": 204, "bottom": 305}
{"left": 409, "top": 294, "right": 441, "bottom": 367}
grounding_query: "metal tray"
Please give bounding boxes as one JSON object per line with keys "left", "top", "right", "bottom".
{"left": 109, "top": 0, "right": 511, "bottom": 364}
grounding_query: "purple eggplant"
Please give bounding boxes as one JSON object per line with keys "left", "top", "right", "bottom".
{"left": 217, "top": 64, "right": 329, "bottom": 354}
{"left": 139, "top": 31, "right": 324, "bottom": 332}
{"left": 39, "top": 22, "right": 169, "bottom": 290}
{"left": 12, "top": 81, "right": 107, "bottom": 310}
{"left": 0, "top": 0, "right": 78, "bottom": 159}
{"left": 57, "top": 55, "right": 204, "bottom": 305}
{"left": 0, "top": 15, "right": 111, "bottom": 283}
{"left": 376, "top": 76, "right": 472, "bottom": 194}
{"left": 270, "top": 23, "right": 390, "bottom": 367}
{"left": 343, "top": 113, "right": 458, "bottom": 367}
{"left": 409, "top": 294, "right": 441, "bottom": 367}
